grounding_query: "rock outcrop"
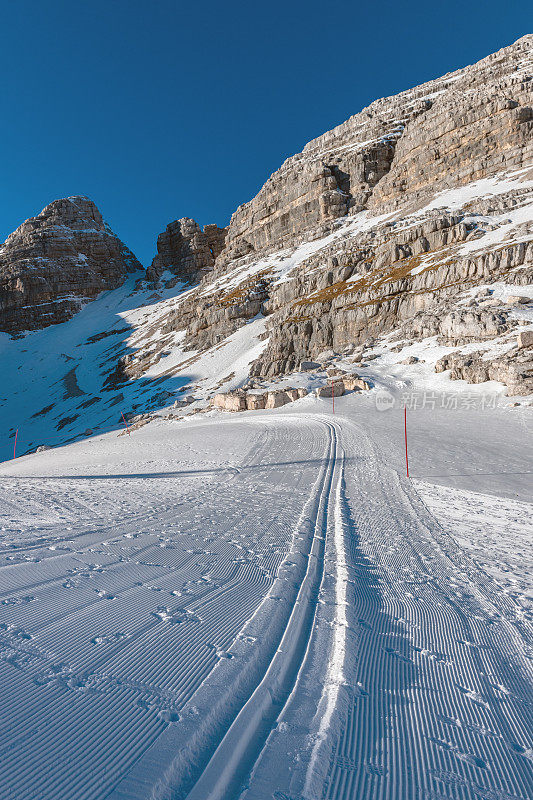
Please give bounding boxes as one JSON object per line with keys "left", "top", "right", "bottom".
{"left": 146, "top": 218, "right": 227, "bottom": 284}
{"left": 217, "top": 35, "right": 532, "bottom": 265}
{"left": 0, "top": 196, "right": 141, "bottom": 333}
{"left": 518, "top": 329, "right": 533, "bottom": 348}
{"left": 435, "top": 347, "right": 533, "bottom": 396}
{"left": 147, "top": 35, "right": 532, "bottom": 401}
{"left": 404, "top": 307, "right": 516, "bottom": 345}
{"left": 211, "top": 375, "right": 371, "bottom": 412}
{"left": 212, "top": 387, "right": 308, "bottom": 412}
{"left": 10, "top": 37, "right": 532, "bottom": 408}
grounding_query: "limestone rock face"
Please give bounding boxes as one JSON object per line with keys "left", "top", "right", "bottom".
{"left": 55, "top": 36, "right": 531, "bottom": 404}
{"left": 405, "top": 308, "right": 515, "bottom": 345}
{"left": 217, "top": 35, "right": 533, "bottom": 265}
{"left": 147, "top": 218, "right": 227, "bottom": 284}
{"left": 0, "top": 196, "right": 141, "bottom": 333}
{"left": 156, "top": 36, "right": 533, "bottom": 400}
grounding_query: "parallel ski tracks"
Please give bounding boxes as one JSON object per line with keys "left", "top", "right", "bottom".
{"left": 318, "top": 420, "right": 533, "bottom": 800}
{"left": 0, "top": 417, "right": 329, "bottom": 800}
{"left": 183, "top": 420, "right": 342, "bottom": 800}
{"left": 1, "top": 414, "right": 531, "bottom": 800}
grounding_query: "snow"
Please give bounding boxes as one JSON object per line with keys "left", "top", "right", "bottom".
{"left": 0, "top": 167, "right": 532, "bottom": 798}
{"left": 417, "top": 167, "right": 533, "bottom": 214}
{"left": 414, "top": 481, "right": 532, "bottom": 611}
{"left": 0, "top": 393, "right": 531, "bottom": 799}
{"left": 460, "top": 199, "right": 533, "bottom": 255}
{"left": 201, "top": 210, "right": 394, "bottom": 298}
{"left": 0, "top": 277, "right": 269, "bottom": 462}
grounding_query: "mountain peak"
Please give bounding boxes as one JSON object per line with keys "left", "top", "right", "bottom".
{"left": 0, "top": 196, "right": 142, "bottom": 334}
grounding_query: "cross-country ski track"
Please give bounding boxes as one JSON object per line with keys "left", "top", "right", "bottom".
{"left": 0, "top": 401, "right": 531, "bottom": 800}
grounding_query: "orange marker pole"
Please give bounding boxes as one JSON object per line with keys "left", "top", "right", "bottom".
{"left": 404, "top": 407, "right": 409, "bottom": 478}
{"left": 332, "top": 380, "right": 335, "bottom": 415}
{"left": 121, "top": 412, "right": 131, "bottom": 436}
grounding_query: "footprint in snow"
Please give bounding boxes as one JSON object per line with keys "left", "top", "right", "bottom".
{"left": 206, "top": 643, "right": 233, "bottom": 659}
{"left": 158, "top": 709, "right": 181, "bottom": 723}
{"left": 456, "top": 752, "right": 487, "bottom": 769}
{"left": 457, "top": 685, "right": 490, "bottom": 709}
{"left": 428, "top": 737, "right": 457, "bottom": 752}
{"left": 364, "top": 763, "right": 387, "bottom": 777}
{"left": 384, "top": 646, "right": 412, "bottom": 664}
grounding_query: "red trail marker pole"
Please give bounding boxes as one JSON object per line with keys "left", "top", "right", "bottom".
{"left": 121, "top": 413, "right": 131, "bottom": 436}
{"left": 331, "top": 380, "right": 335, "bottom": 415}
{"left": 13, "top": 428, "right": 18, "bottom": 459}
{"left": 404, "top": 406, "right": 409, "bottom": 478}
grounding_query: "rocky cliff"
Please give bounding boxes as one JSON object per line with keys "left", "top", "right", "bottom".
{"left": 0, "top": 196, "right": 141, "bottom": 333}
{"left": 218, "top": 35, "right": 532, "bottom": 263}
{"left": 146, "top": 218, "right": 227, "bottom": 284}
{"left": 143, "top": 35, "right": 532, "bottom": 396}
{"left": 2, "top": 37, "right": 532, "bottom": 404}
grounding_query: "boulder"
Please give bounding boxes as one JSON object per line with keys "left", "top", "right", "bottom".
{"left": 435, "top": 349, "right": 533, "bottom": 395}
{"left": 507, "top": 295, "right": 530, "bottom": 305}
{"left": 517, "top": 329, "right": 533, "bottom": 349}
{"left": 316, "top": 381, "right": 345, "bottom": 398}
{"left": 246, "top": 393, "right": 267, "bottom": 410}
{"left": 300, "top": 360, "right": 321, "bottom": 371}
{"left": 315, "top": 350, "right": 336, "bottom": 363}
{"left": 211, "top": 386, "right": 307, "bottom": 412}
{"left": 265, "top": 390, "right": 292, "bottom": 408}
{"left": 212, "top": 392, "right": 247, "bottom": 411}
{"left": 342, "top": 376, "right": 371, "bottom": 391}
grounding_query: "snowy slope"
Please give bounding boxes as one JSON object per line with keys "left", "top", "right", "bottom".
{"left": 0, "top": 275, "right": 268, "bottom": 463}
{"left": 0, "top": 396, "right": 531, "bottom": 800}
{"left": 1, "top": 165, "right": 532, "bottom": 466}
{"left": 0, "top": 108, "right": 531, "bottom": 800}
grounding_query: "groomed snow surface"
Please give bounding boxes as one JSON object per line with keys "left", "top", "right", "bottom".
{"left": 0, "top": 395, "right": 532, "bottom": 800}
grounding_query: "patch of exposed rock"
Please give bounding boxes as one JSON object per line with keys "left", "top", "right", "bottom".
{"left": 146, "top": 218, "right": 227, "bottom": 285}
{"left": 212, "top": 387, "right": 307, "bottom": 412}
{"left": 101, "top": 37, "right": 533, "bottom": 401}
{"left": 402, "top": 307, "right": 516, "bottom": 345}
{"left": 217, "top": 36, "right": 532, "bottom": 265}
{"left": 211, "top": 374, "right": 371, "bottom": 411}
{"left": 435, "top": 345, "right": 533, "bottom": 396}
{"left": 248, "top": 218, "right": 533, "bottom": 378}
{"left": 0, "top": 196, "right": 141, "bottom": 333}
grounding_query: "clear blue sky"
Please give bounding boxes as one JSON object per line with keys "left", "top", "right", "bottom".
{"left": 0, "top": 1, "right": 529, "bottom": 265}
